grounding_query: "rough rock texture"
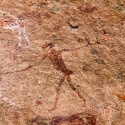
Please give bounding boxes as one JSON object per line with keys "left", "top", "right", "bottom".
{"left": 0, "top": 0, "right": 125, "bottom": 125}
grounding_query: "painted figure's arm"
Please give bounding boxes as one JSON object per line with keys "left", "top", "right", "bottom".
{"left": 61, "top": 44, "right": 88, "bottom": 52}
{"left": 5, "top": 54, "right": 47, "bottom": 74}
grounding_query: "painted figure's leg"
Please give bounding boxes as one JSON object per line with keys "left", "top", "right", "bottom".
{"left": 17, "top": 29, "right": 22, "bottom": 48}
{"left": 49, "top": 75, "right": 66, "bottom": 111}
{"left": 22, "top": 28, "right": 30, "bottom": 48}
{"left": 67, "top": 75, "right": 86, "bottom": 102}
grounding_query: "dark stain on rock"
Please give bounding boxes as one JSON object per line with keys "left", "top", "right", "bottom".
{"left": 30, "top": 116, "right": 51, "bottom": 125}
{"left": 77, "top": 37, "right": 84, "bottom": 43}
{"left": 82, "top": 65, "right": 90, "bottom": 72}
{"left": 90, "top": 48, "right": 98, "bottom": 55}
{"left": 78, "top": 6, "right": 97, "bottom": 13}
{"left": 94, "top": 59, "right": 105, "bottom": 64}
{"left": 69, "top": 24, "right": 79, "bottom": 29}
{"left": 85, "top": 35, "right": 90, "bottom": 44}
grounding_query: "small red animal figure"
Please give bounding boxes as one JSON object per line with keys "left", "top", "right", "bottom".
{"left": 51, "top": 112, "right": 96, "bottom": 125}
{"left": 30, "top": 112, "right": 96, "bottom": 125}
{"left": 6, "top": 42, "right": 86, "bottom": 111}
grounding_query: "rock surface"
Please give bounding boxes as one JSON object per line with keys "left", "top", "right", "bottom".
{"left": 0, "top": 0, "right": 125, "bottom": 125}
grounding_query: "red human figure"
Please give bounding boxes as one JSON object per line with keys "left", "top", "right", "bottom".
{"left": 5, "top": 42, "right": 86, "bottom": 111}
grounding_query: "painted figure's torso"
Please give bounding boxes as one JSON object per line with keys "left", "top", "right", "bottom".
{"left": 48, "top": 49, "right": 73, "bottom": 75}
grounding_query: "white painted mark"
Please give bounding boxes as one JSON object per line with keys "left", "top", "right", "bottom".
{"left": 0, "top": 17, "right": 30, "bottom": 48}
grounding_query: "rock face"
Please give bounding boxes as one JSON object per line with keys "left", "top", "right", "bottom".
{"left": 0, "top": 0, "right": 125, "bottom": 125}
